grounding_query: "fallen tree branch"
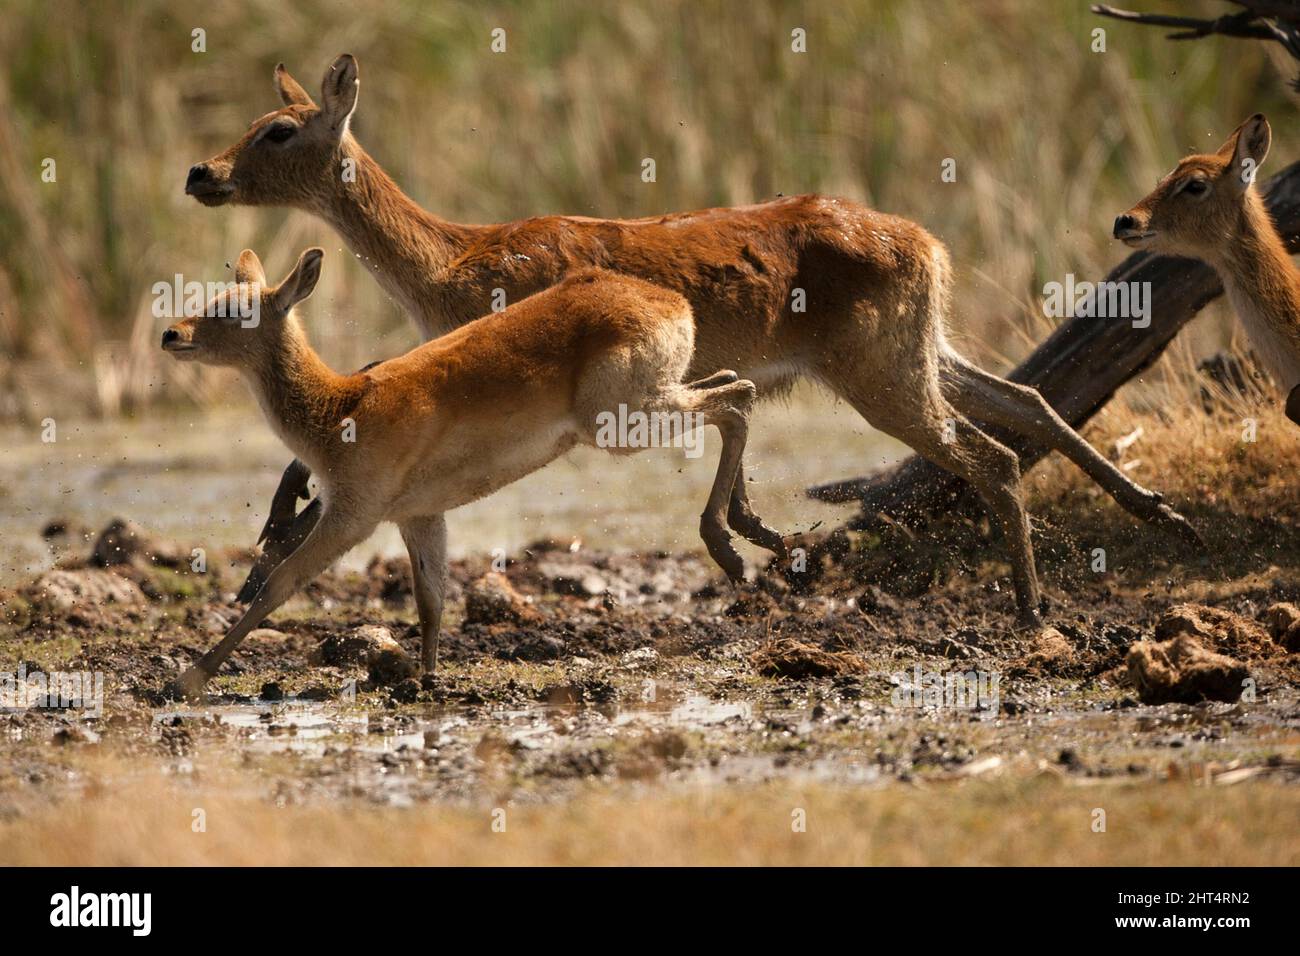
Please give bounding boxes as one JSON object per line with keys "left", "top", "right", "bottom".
{"left": 808, "top": 158, "right": 1300, "bottom": 521}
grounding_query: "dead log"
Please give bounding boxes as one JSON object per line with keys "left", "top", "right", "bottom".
{"left": 808, "top": 158, "right": 1300, "bottom": 523}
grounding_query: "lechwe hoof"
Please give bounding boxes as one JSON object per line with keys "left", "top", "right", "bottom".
{"left": 700, "top": 518, "right": 746, "bottom": 583}
{"left": 170, "top": 665, "right": 212, "bottom": 702}
{"left": 1152, "top": 501, "right": 1204, "bottom": 550}
{"left": 727, "top": 508, "right": 788, "bottom": 559}
{"left": 1014, "top": 609, "right": 1045, "bottom": 632}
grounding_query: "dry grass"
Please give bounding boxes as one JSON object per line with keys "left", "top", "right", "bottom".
{"left": 1, "top": 0, "right": 1294, "bottom": 418}
{"left": 1032, "top": 384, "right": 1300, "bottom": 527}
{"left": 3, "top": 763, "right": 1296, "bottom": 865}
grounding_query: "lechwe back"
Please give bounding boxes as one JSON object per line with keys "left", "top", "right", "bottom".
{"left": 188, "top": 54, "right": 1202, "bottom": 624}
{"left": 161, "top": 249, "right": 760, "bottom": 698}
{"left": 1115, "top": 113, "right": 1300, "bottom": 423}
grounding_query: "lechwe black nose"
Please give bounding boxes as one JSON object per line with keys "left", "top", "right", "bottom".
{"left": 161, "top": 328, "right": 181, "bottom": 348}
{"left": 185, "top": 164, "right": 210, "bottom": 191}
{"left": 1113, "top": 214, "right": 1138, "bottom": 238}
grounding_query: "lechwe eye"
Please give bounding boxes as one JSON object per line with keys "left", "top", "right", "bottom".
{"left": 263, "top": 123, "right": 296, "bottom": 144}
{"left": 1183, "top": 178, "right": 1209, "bottom": 197}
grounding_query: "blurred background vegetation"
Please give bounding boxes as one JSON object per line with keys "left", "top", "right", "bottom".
{"left": 1, "top": 0, "right": 1296, "bottom": 421}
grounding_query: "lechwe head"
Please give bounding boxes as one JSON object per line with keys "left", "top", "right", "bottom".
{"left": 185, "top": 55, "right": 359, "bottom": 208}
{"left": 161, "top": 248, "right": 324, "bottom": 366}
{"left": 1114, "top": 113, "right": 1300, "bottom": 411}
{"left": 1113, "top": 114, "right": 1272, "bottom": 261}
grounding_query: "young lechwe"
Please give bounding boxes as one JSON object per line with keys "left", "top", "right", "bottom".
{"left": 161, "top": 248, "right": 760, "bottom": 698}
{"left": 1115, "top": 114, "right": 1300, "bottom": 422}
{"left": 188, "top": 54, "right": 1202, "bottom": 626}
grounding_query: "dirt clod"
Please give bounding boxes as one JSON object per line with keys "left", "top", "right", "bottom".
{"left": 311, "top": 624, "right": 415, "bottom": 686}
{"left": 24, "top": 568, "right": 146, "bottom": 612}
{"left": 1154, "top": 603, "right": 1273, "bottom": 660}
{"left": 1126, "top": 634, "right": 1250, "bottom": 705}
{"left": 463, "top": 573, "right": 539, "bottom": 625}
{"left": 750, "top": 638, "right": 862, "bottom": 679}
{"left": 91, "top": 518, "right": 187, "bottom": 569}
{"left": 1263, "top": 602, "right": 1300, "bottom": 653}
{"left": 1017, "top": 626, "right": 1075, "bottom": 676}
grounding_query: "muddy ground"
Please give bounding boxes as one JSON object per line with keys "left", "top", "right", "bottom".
{"left": 3, "top": 498, "right": 1299, "bottom": 834}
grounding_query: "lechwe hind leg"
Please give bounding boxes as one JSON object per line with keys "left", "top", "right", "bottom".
{"left": 399, "top": 514, "right": 448, "bottom": 673}
{"left": 645, "top": 377, "right": 760, "bottom": 581}
{"left": 174, "top": 504, "right": 378, "bottom": 700}
{"left": 579, "top": 370, "right": 763, "bottom": 582}
{"left": 237, "top": 458, "right": 315, "bottom": 603}
{"left": 726, "top": 461, "right": 786, "bottom": 557}
{"left": 684, "top": 370, "right": 786, "bottom": 558}
{"left": 938, "top": 348, "right": 1202, "bottom": 546}
{"left": 835, "top": 372, "right": 1043, "bottom": 626}
{"left": 691, "top": 380, "right": 760, "bottom": 581}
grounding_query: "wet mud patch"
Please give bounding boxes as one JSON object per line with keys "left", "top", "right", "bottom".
{"left": 0, "top": 515, "right": 1298, "bottom": 818}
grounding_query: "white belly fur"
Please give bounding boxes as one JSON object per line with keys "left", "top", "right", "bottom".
{"left": 388, "top": 417, "right": 579, "bottom": 519}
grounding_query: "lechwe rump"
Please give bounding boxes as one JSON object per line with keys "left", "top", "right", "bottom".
{"left": 1115, "top": 114, "right": 1300, "bottom": 423}
{"left": 161, "top": 249, "right": 760, "bottom": 698}
{"left": 187, "top": 54, "right": 1202, "bottom": 625}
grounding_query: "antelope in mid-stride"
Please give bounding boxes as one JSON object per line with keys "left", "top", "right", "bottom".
{"left": 1115, "top": 113, "right": 1300, "bottom": 424}
{"left": 161, "top": 248, "right": 760, "bottom": 699}
{"left": 188, "top": 54, "right": 1202, "bottom": 626}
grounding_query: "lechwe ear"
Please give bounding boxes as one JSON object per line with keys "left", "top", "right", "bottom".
{"left": 235, "top": 249, "right": 267, "bottom": 287}
{"left": 319, "top": 54, "right": 359, "bottom": 135}
{"left": 1219, "top": 113, "right": 1271, "bottom": 189}
{"left": 274, "top": 62, "right": 316, "bottom": 108}
{"left": 272, "top": 248, "right": 325, "bottom": 313}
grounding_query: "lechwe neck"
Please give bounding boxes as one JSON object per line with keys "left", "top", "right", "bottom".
{"left": 1212, "top": 193, "right": 1300, "bottom": 393}
{"left": 238, "top": 317, "right": 366, "bottom": 465}
{"left": 313, "top": 139, "right": 478, "bottom": 336}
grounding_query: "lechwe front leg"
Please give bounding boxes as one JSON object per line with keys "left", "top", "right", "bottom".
{"left": 236, "top": 366, "right": 386, "bottom": 604}
{"left": 399, "top": 514, "right": 448, "bottom": 673}
{"left": 174, "top": 504, "right": 377, "bottom": 700}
